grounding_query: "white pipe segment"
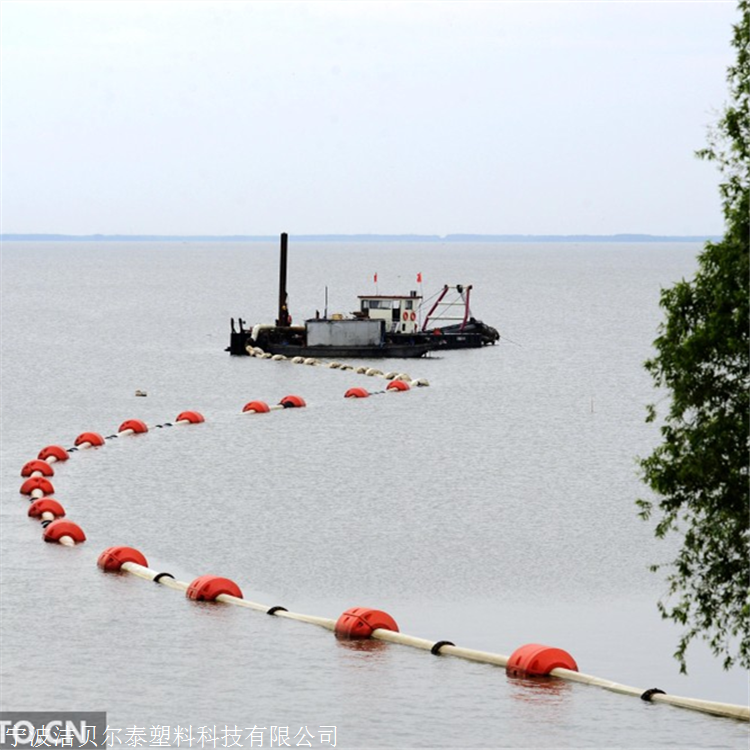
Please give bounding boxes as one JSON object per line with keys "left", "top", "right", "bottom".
{"left": 551, "top": 667, "right": 750, "bottom": 720}
{"left": 30, "top": 489, "right": 44, "bottom": 499}
{"left": 158, "top": 577, "right": 190, "bottom": 592}
{"left": 58, "top": 536, "right": 76, "bottom": 547}
{"left": 555, "top": 669, "right": 634, "bottom": 693}
{"left": 120, "top": 562, "right": 189, "bottom": 591}
{"left": 654, "top": 694, "right": 750, "bottom": 721}
{"left": 215, "top": 594, "right": 269, "bottom": 612}
{"left": 117, "top": 429, "right": 134, "bottom": 437}
{"left": 273, "top": 611, "right": 337, "bottom": 630}
{"left": 551, "top": 668, "right": 644, "bottom": 696}
{"left": 371, "top": 629, "right": 436, "bottom": 651}
{"left": 120, "top": 562, "right": 159, "bottom": 580}
{"left": 436, "top": 644, "right": 510, "bottom": 668}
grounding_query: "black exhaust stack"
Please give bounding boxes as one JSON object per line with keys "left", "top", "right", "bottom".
{"left": 276, "top": 232, "right": 291, "bottom": 327}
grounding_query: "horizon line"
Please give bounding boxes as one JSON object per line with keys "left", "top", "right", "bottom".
{"left": 0, "top": 232, "right": 722, "bottom": 243}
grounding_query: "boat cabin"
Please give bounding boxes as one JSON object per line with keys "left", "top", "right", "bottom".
{"left": 356, "top": 292, "right": 422, "bottom": 334}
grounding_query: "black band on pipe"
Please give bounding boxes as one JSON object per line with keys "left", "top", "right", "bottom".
{"left": 267, "top": 606, "right": 288, "bottom": 616}
{"left": 640, "top": 688, "right": 666, "bottom": 702}
{"left": 431, "top": 640, "right": 455, "bottom": 655}
{"left": 106, "top": 435, "right": 118, "bottom": 439}
{"left": 68, "top": 448, "right": 78, "bottom": 452}
{"left": 153, "top": 572, "right": 175, "bottom": 584}
{"left": 40, "top": 520, "right": 52, "bottom": 528}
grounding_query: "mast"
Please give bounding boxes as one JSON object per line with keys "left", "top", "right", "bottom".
{"left": 276, "top": 232, "right": 291, "bottom": 327}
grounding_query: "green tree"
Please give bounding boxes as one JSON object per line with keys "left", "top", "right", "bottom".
{"left": 637, "top": 0, "right": 749, "bottom": 673}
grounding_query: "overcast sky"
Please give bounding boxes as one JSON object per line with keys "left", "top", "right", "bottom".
{"left": 0, "top": 0, "right": 739, "bottom": 235}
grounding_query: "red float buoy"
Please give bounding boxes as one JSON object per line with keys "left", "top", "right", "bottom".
{"left": 118, "top": 419, "right": 149, "bottom": 434}
{"left": 344, "top": 388, "right": 370, "bottom": 399}
{"left": 242, "top": 400, "right": 271, "bottom": 413}
{"left": 507, "top": 643, "right": 579, "bottom": 676}
{"left": 75, "top": 431, "right": 105, "bottom": 447}
{"left": 20, "top": 459, "right": 55, "bottom": 477}
{"left": 38, "top": 445, "right": 69, "bottom": 462}
{"left": 43, "top": 519, "right": 86, "bottom": 544}
{"left": 97, "top": 546, "right": 149, "bottom": 571}
{"left": 20, "top": 477, "right": 55, "bottom": 496}
{"left": 386, "top": 380, "right": 410, "bottom": 392}
{"left": 176, "top": 411, "right": 205, "bottom": 423}
{"left": 186, "top": 575, "right": 243, "bottom": 601}
{"left": 279, "top": 395, "right": 306, "bottom": 408}
{"left": 335, "top": 607, "right": 399, "bottom": 640}
{"left": 28, "top": 498, "right": 66, "bottom": 519}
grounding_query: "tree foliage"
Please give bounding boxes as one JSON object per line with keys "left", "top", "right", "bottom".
{"left": 637, "top": 0, "right": 750, "bottom": 672}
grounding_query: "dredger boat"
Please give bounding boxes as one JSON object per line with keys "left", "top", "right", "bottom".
{"left": 227, "top": 233, "right": 499, "bottom": 357}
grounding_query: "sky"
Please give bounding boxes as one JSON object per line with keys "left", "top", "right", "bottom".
{"left": 0, "top": 0, "right": 740, "bottom": 236}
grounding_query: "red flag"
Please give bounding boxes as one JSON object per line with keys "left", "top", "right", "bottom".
{"left": 417, "top": 272, "right": 422, "bottom": 283}
{"left": 374, "top": 272, "right": 378, "bottom": 283}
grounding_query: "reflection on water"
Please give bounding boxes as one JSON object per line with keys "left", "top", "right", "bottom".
{"left": 506, "top": 673, "right": 571, "bottom": 703}
{"left": 335, "top": 638, "right": 391, "bottom": 654}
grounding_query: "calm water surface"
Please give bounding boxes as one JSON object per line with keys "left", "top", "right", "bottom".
{"left": 1, "top": 241, "right": 747, "bottom": 749}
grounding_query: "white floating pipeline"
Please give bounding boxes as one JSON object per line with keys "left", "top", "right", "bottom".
{"left": 17, "top": 393, "right": 748, "bottom": 723}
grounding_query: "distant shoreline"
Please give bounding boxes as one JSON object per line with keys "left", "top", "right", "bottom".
{"left": 0, "top": 233, "right": 721, "bottom": 243}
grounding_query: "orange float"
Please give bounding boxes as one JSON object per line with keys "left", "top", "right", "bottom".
{"left": 20, "top": 459, "right": 54, "bottom": 477}
{"left": 20, "top": 477, "right": 55, "bottom": 496}
{"left": 507, "top": 643, "right": 578, "bottom": 676}
{"left": 98, "top": 546, "right": 149, "bottom": 571}
{"left": 242, "top": 400, "right": 271, "bottom": 413}
{"left": 335, "top": 607, "right": 399, "bottom": 640}
{"left": 279, "top": 395, "right": 306, "bottom": 408}
{"left": 186, "top": 575, "right": 243, "bottom": 601}
{"left": 118, "top": 419, "right": 149, "bottom": 434}
{"left": 176, "top": 411, "right": 205, "bottom": 423}
{"left": 38, "top": 445, "right": 69, "bottom": 462}
{"left": 75, "top": 432, "right": 105, "bottom": 447}
{"left": 43, "top": 520, "right": 86, "bottom": 544}
{"left": 386, "top": 380, "right": 410, "bottom": 392}
{"left": 344, "top": 388, "right": 370, "bottom": 399}
{"left": 28, "top": 498, "right": 66, "bottom": 519}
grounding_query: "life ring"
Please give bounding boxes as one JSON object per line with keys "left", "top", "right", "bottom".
{"left": 410, "top": 312, "right": 416, "bottom": 321}
{"left": 402, "top": 311, "right": 409, "bottom": 321}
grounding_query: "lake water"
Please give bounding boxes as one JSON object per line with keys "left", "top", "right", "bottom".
{"left": 1, "top": 241, "right": 747, "bottom": 749}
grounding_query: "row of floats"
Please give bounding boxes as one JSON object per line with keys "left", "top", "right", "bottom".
{"left": 15, "top": 389, "right": 750, "bottom": 723}
{"left": 245, "top": 349, "right": 432, "bottom": 387}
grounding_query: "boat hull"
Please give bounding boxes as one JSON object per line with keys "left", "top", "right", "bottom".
{"left": 227, "top": 330, "right": 437, "bottom": 358}
{"left": 265, "top": 342, "right": 433, "bottom": 359}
